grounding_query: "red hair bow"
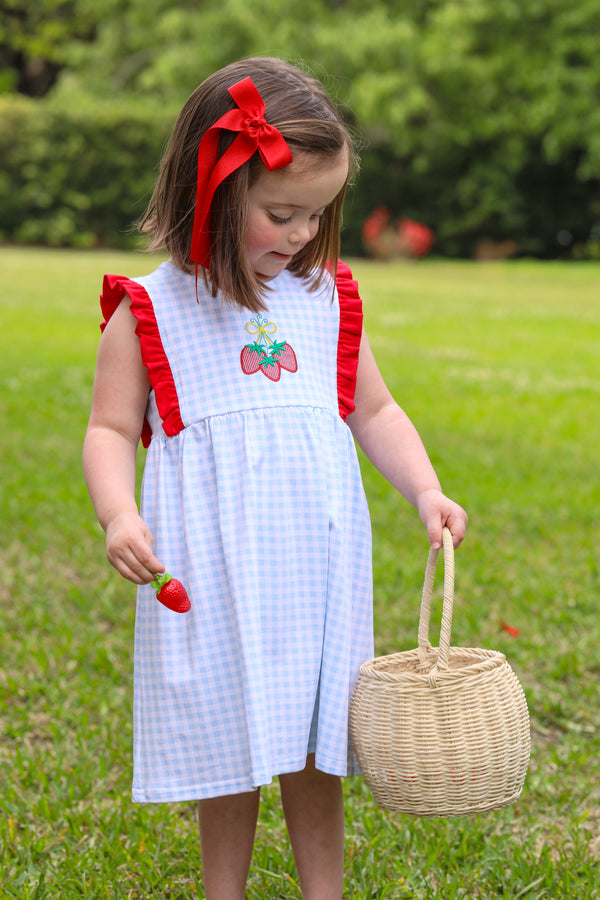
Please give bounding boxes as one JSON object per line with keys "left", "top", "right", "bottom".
{"left": 190, "top": 76, "right": 293, "bottom": 269}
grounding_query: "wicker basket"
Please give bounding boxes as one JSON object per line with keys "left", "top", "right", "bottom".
{"left": 349, "top": 527, "right": 530, "bottom": 817}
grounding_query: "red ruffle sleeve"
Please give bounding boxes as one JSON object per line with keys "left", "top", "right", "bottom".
{"left": 335, "top": 260, "right": 364, "bottom": 421}
{"left": 100, "top": 275, "right": 185, "bottom": 448}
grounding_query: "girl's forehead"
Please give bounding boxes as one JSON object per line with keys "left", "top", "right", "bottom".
{"left": 285, "top": 145, "right": 350, "bottom": 176}
{"left": 250, "top": 148, "right": 349, "bottom": 205}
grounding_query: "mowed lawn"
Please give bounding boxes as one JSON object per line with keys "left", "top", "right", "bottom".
{"left": 1, "top": 247, "right": 599, "bottom": 898}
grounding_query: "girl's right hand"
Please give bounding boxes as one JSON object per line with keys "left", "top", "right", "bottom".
{"left": 105, "top": 511, "right": 165, "bottom": 585}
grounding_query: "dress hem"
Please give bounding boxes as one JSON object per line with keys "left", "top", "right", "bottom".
{"left": 132, "top": 758, "right": 361, "bottom": 803}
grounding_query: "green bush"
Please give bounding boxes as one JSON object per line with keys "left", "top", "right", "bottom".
{"left": 0, "top": 93, "right": 177, "bottom": 249}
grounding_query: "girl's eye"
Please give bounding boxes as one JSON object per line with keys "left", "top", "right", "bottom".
{"left": 267, "top": 210, "right": 326, "bottom": 226}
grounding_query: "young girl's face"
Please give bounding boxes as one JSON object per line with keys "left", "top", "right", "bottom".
{"left": 245, "top": 148, "right": 349, "bottom": 280}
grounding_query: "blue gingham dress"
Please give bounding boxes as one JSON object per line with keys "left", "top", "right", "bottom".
{"left": 100, "top": 260, "right": 373, "bottom": 802}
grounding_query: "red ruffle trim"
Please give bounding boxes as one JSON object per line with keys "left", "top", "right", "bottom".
{"left": 335, "top": 260, "right": 363, "bottom": 420}
{"left": 100, "top": 275, "right": 185, "bottom": 448}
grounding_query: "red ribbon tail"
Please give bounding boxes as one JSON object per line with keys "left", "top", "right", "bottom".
{"left": 189, "top": 76, "right": 293, "bottom": 271}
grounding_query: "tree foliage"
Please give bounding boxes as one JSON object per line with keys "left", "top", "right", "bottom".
{"left": 1, "top": 0, "right": 600, "bottom": 256}
{"left": 0, "top": 92, "right": 175, "bottom": 248}
{"left": 0, "top": 0, "right": 98, "bottom": 95}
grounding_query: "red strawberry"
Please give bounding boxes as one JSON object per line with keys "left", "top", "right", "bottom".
{"left": 151, "top": 573, "right": 191, "bottom": 613}
{"left": 277, "top": 343, "right": 297, "bottom": 372}
{"left": 259, "top": 356, "right": 281, "bottom": 381}
{"left": 241, "top": 346, "right": 262, "bottom": 375}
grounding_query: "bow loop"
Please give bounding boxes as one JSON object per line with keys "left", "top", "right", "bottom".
{"left": 190, "top": 76, "right": 293, "bottom": 270}
{"left": 228, "top": 76, "right": 266, "bottom": 119}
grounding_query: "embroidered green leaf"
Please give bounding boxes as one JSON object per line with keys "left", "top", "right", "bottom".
{"left": 244, "top": 341, "right": 266, "bottom": 354}
{"left": 259, "top": 355, "right": 278, "bottom": 369}
{"left": 269, "top": 339, "right": 287, "bottom": 359}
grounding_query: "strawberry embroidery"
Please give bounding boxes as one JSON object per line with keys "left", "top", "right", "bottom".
{"left": 240, "top": 345, "right": 262, "bottom": 375}
{"left": 240, "top": 315, "right": 297, "bottom": 381}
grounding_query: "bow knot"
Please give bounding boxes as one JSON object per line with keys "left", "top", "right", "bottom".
{"left": 245, "top": 115, "right": 267, "bottom": 134}
{"left": 190, "top": 76, "right": 293, "bottom": 270}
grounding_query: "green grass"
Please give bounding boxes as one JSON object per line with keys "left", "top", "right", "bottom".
{"left": 1, "top": 247, "right": 599, "bottom": 898}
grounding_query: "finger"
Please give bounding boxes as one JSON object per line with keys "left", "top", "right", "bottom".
{"left": 124, "top": 529, "right": 166, "bottom": 576}
{"left": 108, "top": 551, "right": 151, "bottom": 585}
{"left": 426, "top": 516, "right": 444, "bottom": 550}
{"left": 130, "top": 552, "right": 165, "bottom": 584}
{"left": 108, "top": 545, "right": 165, "bottom": 585}
{"left": 443, "top": 509, "right": 468, "bottom": 548}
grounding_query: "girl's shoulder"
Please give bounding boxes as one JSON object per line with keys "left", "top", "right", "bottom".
{"left": 100, "top": 261, "right": 192, "bottom": 327}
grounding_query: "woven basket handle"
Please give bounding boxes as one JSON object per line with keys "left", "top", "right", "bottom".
{"left": 417, "top": 526, "right": 455, "bottom": 675}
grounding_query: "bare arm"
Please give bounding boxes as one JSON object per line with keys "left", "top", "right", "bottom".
{"left": 347, "top": 330, "right": 467, "bottom": 549}
{"left": 83, "top": 298, "right": 165, "bottom": 584}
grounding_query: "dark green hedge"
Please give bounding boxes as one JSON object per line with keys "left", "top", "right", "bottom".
{"left": 342, "top": 142, "right": 600, "bottom": 260}
{"left": 0, "top": 94, "right": 177, "bottom": 249}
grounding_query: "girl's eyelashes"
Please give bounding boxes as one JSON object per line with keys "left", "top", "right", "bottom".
{"left": 267, "top": 210, "right": 327, "bottom": 225}
{"left": 268, "top": 212, "right": 293, "bottom": 225}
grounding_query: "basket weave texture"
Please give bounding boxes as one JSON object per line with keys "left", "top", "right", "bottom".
{"left": 349, "top": 528, "right": 530, "bottom": 817}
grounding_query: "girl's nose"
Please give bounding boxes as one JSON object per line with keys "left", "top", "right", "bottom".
{"left": 289, "top": 219, "right": 314, "bottom": 246}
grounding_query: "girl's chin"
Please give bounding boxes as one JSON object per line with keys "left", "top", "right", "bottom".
{"left": 255, "top": 253, "right": 293, "bottom": 279}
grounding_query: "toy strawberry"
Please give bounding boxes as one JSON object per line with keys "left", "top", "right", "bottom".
{"left": 151, "top": 573, "right": 191, "bottom": 613}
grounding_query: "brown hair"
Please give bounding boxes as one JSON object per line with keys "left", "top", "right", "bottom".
{"left": 139, "top": 57, "right": 358, "bottom": 312}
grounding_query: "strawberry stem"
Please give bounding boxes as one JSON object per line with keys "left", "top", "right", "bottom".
{"left": 151, "top": 572, "right": 172, "bottom": 591}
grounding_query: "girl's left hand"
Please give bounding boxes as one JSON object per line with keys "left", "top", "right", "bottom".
{"left": 417, "top": 488, "right": 468, "bottom": 550}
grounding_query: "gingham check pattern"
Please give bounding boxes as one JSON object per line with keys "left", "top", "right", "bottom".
{"left": 126, "top": 263, "right": 373, "bottom": 802}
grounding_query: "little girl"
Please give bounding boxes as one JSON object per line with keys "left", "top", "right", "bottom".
{"left": 83, "top": 57, "right": 467, "bottom": 900}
